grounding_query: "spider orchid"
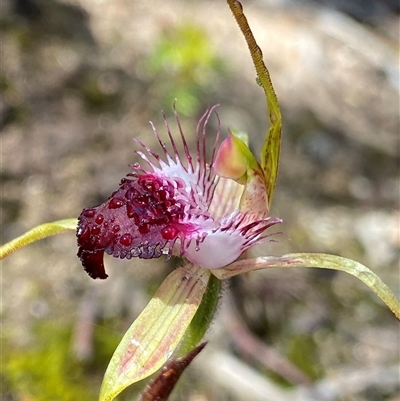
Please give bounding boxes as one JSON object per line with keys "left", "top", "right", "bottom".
{"left": 1, "top": 2, "right": 398, "bottom": 400}
{"left": 76, "top": 106, "right": 282, "bottom": 279}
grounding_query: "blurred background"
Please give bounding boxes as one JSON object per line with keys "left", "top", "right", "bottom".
{"left": 1, "top": 0, "right": 399, "bottom": 400}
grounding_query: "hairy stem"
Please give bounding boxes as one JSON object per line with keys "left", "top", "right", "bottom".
{"left": 226, "top": 0, "right": 282, "bottom": 204}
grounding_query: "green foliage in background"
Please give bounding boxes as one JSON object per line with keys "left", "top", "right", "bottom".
{"left": 4, "top": 322, "right": 96, "bottom": 401}
{"left": 287, "top": 334, "right": 321, "bottom": 381}
{"left": 3, "top": 319, "right": 124, "bottom": 401}
{"left": 144, "top": 23, "right": 227, "bottom": 116}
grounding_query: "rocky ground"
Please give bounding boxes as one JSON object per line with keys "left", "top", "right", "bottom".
{"left": 1, "top": 0, "right": 399, "bottom": 400}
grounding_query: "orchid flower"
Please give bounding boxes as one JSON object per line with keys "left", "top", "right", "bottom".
{"left": 1, "top": 1, "right": 399, "bottom": 400}
{"left": 76, "top": 106, "right": 282, "bottom": 279}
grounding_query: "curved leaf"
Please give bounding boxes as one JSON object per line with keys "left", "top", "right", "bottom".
{"left": 212, "top": 253, "right": 400, "bottom": 320}
{"left": 0, "top": 218, "right": 78, "bottom": 259}
{"left": 99, "top": 265, "right": 211, "bottom": 401}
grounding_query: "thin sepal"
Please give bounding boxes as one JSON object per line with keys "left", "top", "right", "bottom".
{"left": 212, "top": 253, "right": 400, "bottom": 320}
{"left": 0, "top": 218, "right": 78, "bottom": 259}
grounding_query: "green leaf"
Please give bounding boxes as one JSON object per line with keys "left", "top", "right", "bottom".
{"left": 227, "top": 0, "right": 282, "bottom": 206}
{"left": 212, "top": 253, "right": 400, "bottom": 320}
{"left": 0, "top": 218, "right": 78, "bottom": 259}
{"left": 99, "top": 265, "right": 211, "bottom": 401}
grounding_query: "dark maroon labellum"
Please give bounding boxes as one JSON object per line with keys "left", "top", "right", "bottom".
{"left": 77, "top": 173, "right": 184, "bottom": 279}
{"left": 119, "top": 233, "right": 133, "bottom": 246}
{"left": 161, "top": 225, "right": 180, "bottom": 240}
{"left": 95, "top": 214, "right": 104, "bottom": 224}
{"left": 108, "top": 197, "right": 125, "bottom": 209}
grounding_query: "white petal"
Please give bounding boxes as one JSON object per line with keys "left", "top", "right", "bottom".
{"left": 153, "top": 159, "right": 198, "bottom": 194}
{"left": 185, "top": 231, "right": 246, "bottom": 269}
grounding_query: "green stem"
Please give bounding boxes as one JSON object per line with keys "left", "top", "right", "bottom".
{"left": 176, "top": 274, "right": 222, "bottom": 357}
{"left": 226, "top": 0, "right": 282, "bottom": 204}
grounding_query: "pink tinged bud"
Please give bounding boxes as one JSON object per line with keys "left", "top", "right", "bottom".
{"left": 214, "top": 133, "right": 247, "bottom": 181}
{"left": 213, "top": 131, "right": 270, "bottom": 214}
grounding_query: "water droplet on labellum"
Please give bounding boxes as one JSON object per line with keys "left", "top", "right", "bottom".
{"left": 77, "top": 174, "right": 185, "bottom": 279}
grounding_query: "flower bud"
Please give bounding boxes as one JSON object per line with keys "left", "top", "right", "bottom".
{"left": 214, "top": 132, "right": 248, "bottom": 181}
